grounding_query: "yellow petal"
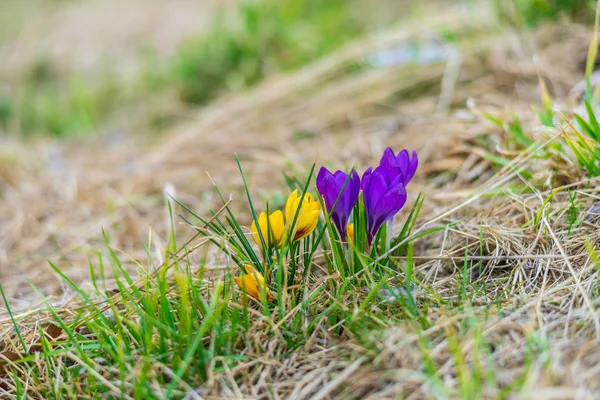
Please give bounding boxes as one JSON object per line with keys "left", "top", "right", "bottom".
{"left": 251, "top": 212, "right": 268, "bottom": 250}
{"left": 285, "top": 190, "right": 300, "bottom": 223}
{"left": 285, "top": 191, "right": 321, "bottom": 242}
{"left": 294, "top": 208, "right": 320, "bottom": 241}
{"left": 235, "top": 274, "right": 258, "bottom": 299}
{"left": 251, "top": 210, "right": 285, "bottom": 250}
{"left": 270, "top": 210, "right": 285, "bottom": 247}
{"left": 245, "top": 264, "right": 265, "bottom": 285}
{"left": 347, "top": 223, "right": 355, "bottom": 243}
{"left": 235, "top": 265, "right": 273, "bottom": 301}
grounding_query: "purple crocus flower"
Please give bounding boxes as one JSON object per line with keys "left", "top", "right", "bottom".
{"left": 379, "top": 148, "right": 418, "bottom": 186}
{"left": 316, "top": 167, "right": 360, "bottom": 240}
{"left": 362, "top": 165, "right": 407, "bottom": 244}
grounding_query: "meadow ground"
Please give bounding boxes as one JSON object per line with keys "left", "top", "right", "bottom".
{"left": 2, "top": 0, "right": 600, "bottom": 399}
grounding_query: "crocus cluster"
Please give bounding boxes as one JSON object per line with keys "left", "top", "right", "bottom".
{"left": 250, "top": 190, "right": 321, "bottom": 252}
{"left": 236, "top": 148, "right": 417, "bottom": 302}
{"left": 317, "top": 148, "right": 418, "bottom": 245}
{"left": 237, "top": 190, "right": 321, "bottom": 302}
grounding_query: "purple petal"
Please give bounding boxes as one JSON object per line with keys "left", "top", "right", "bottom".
{"left": 324, "top": 175, "right": 341, "bottom": 212}
{"left": 366, "top": 185, "right": 406, "bottom": 244}
{"left": 368, "top": 214, "right": 388, "bottom": 241}
{"left": 363, "top": 169, "right": 387, "bottom": 242}
{"left": 361, "top": 167, "right": 373, "bottom": 191}
{"left": 388, "top": 166, "right": 405, "bottom": 187}
{"left": 347, "top": 170, "right": 361, "bottom": 210}
{"left": 380, "top": 147, "right": 397, "bottom": 170}
{"left": 364, "top": 171, "right": 387, "bottom": 213}
{"left": 395, "top": 150, "right": 409, "bottom": 174}
{"left": 317, "top": 167, "right": 360, "bottom": 240}
{"left": 375, "top": 184, "right": 407, "bottom": 221}
{"left": 332, "top": 170, "right": 348, "bottom": 197}
{"left": 332, "top": 170, "right": 357, "bottom": 217}
{"left": 317, "top": 167, "right": 340, "bottom": 213}
{"left": 333, "top": 170, "right": 348, "bottom": 187}
{"left": 402, "top": 150, "right": 418, "bottom": 185}
{"left": 316, "top": 167, "right": 331, "bottom": 203}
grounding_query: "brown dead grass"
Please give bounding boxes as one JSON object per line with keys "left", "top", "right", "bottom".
{"left": 2, "top": 1, "right": 600, "bottom": 398}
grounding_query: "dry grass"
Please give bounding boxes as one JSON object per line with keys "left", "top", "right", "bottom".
{"left": 0, "top": 0, "right": 225, "bottom": 76}
{"left": 2, "top": 1, "right": 600, "bottom": 398}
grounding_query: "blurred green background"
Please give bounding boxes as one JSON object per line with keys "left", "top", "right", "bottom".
{"left": 0, "top": 0, "right": 595, "bottom": 138}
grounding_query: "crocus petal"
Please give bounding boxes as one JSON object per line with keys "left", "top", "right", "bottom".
{"left": 317, "top": 167, "right": 338, "bottom": 212}
{"left": 374, "top": 184, "right": 407, "bottom": 221}
{"left": 348, "top": 170, "right": 361, "bottom": 211}
{"left": 347, "top": 223, "right": 355, "bottom": 243}
{"left": 316, "top": 167, "right": 333, "bottom": 209}
{"left": 285, "top": 190, "right": 300, "bottom": 223}
{"left": 379, "top": 147, "right": 398, "bottom": 170}
{"left": 340, "top": 170, "right": 361, "bottom": 238}
{"left": 316, "top": 167, "right": 360, "bottom": 241}
{"left": 394, "top": 149, "right": 418, "bottom": 186}
{"left": 333, "top": 171, "right": 350, "bottom": 204}
{"left": 251, "top": 210, "right": 285, "bottom": 250}
{"left": 388, "top": 166, "right": 405, "bottom": 187}
{"left": 361, "top": 167, "right": 373, "bottom": 191}
{"left": 270, "top": 210, "right": 285, "bottom": 246}
{"left": 294, "top": 206, "right": 320, "bottom": 241}
{"left": 286, "top": 190, "right": 321, "bottom": 242}
{"left": 368, "top": 214, "right": 388, "bottom": 240}
{"left": 316, "top": 167, "right": 328, "bottom": 193}
{"left": 377, "top": 148, "right": 418, "bottom": 187}
{"left": 403, "top": 150, "right": 418, "bottom": 185}
{"left": 364, "top": 168, "right": 388, "bottom": 211}
{"left": 250, "top": 212, "right": 268, "bottom": 250}
{"left": 396, "top": 150, "right": 410, "bottom": 174}
{"left": 362, "top": 165, "right": 410, "bottom": 244}
{"left": 235, "top": 265, "right": 273, "bottom": 302}
{"left": 325, "top": 174, "right": 342, "bottom": 212}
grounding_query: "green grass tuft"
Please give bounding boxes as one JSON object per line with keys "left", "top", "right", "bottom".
{"left": 495, "top": 0, "right": 596, "bottom": 27}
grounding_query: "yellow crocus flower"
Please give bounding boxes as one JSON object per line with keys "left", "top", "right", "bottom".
{"left": 347, "top": 223, "right": 354, "bottom": 243}
{"left": 251, "top": 210, "right": 285, "bottom": 251}
{"left": 234, "top": 264, "right": 274, "bottom": 302}
{"left": 285, "top": 190, "right": 321, "bottom": 242}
